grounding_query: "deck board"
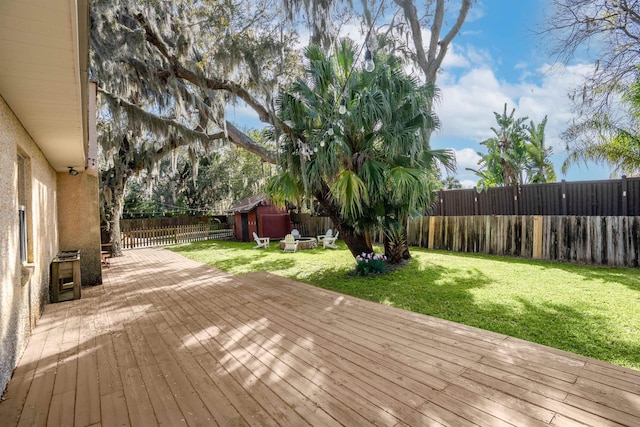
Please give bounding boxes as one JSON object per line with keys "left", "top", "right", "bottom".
{"left": 1, "top": 247, "right": 639, "bottom": 426}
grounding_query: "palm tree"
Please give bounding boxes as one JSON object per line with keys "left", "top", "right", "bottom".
{"left": 563, "top": 78, "right": 640, "bottom": 176}
{"left": 268, "top": 40, "right": 454, "bottom": 262}
{"left": 525, "top": 116, "right": 557, "bottom": 183}
{"left": 563, "top": 121, "right": 640, "bottom": 176}
{"left": 469, "top": 105, "right": 556, "bottom": 188}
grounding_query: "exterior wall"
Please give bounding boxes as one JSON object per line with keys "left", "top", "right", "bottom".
{"left": 247, "top": 211, "right": 257, "bottom": 241}
{"left": 0, "top": 95, "right": 59, "bottom": 394}
{"left": 256, "top": 205, "right": 291, "bottom": 238}
{"left": 234, "top": 211, "right": 258, "bottom": 242}
{"left": 234, "top": 214, "right": 243, "bottom": 241}
{"left": 57, "top": 171, "right": 102, "bottom": 285}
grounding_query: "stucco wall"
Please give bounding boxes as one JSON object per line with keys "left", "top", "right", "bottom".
{"left": 0, "top": 95, "right": 59, "bottom": 395}
{"left": 57, "top": 172, "right": 102, "bottom": 286}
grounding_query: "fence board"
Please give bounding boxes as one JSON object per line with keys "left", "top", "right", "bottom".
{"left": 432, "top": 177, "right": 639, "bottom": 216}
{"left": 406, "top": 215, "right": 639, "bottom": 267}
{"left": 284, "top": 212, "right": 640, "bottom": 267}
{"left": 121, "top": 224, "right": 234, "bottom": 249}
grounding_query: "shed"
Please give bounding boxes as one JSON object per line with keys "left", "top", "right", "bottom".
{"left": 227, "top": 194, "right": 291, "bottom": 241}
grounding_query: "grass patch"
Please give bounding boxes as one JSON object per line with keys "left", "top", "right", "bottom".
{"left": 170, "top": 240, "right": 640, "bottom": 370}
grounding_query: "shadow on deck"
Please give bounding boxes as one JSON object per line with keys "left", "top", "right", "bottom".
{"left": 1, "top": 247, "right": 639, "bottom": 426}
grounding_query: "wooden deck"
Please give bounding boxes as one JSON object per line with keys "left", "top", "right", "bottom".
{"left": 1, "top": 248, "right": 640, "bottom": 426}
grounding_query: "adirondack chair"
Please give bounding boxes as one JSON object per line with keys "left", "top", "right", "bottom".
{"left": 317, "top": 228, "right": 333, "bottom": 243}
{"left": 323, "top": 231, "right": 339, "bottom": 249}
{"left": 253, "top": 232, "right": 270, "bottom": 249}
{"left": 282, "top": 234, "right": 299, "bottom": 252}
{"left": 291, "top": 228, "right": 301, "bottom": 240}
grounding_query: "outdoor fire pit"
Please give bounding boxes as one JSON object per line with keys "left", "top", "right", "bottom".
{"left": 279, "top": 237, "right": 317, "bottom": 250}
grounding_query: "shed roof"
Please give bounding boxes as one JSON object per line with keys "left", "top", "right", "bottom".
{"left": 227, "top": 194, "right": 269, "bottom": 213}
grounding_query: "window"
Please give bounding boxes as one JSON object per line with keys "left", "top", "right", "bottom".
{"left": 19, "top": 206, "right": 27, "bottom": 263}
{"left": 17, "top": 154, "right": 27, "bottom": 263}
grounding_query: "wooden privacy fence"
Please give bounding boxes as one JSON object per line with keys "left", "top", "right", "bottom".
{"left": 291, "top": 213, "right": 334, "bottom": 237}
{"left": 431, "top": 176, "right": 640, "bottom": 216}
{"left": 294, "top": 213, "right": 640, "bottom": 267}
{"left": 405, "top": 215, "right": 640, "bottom": 267}
{"left": 121, "top": 223, "right": 234, "bottom": 249}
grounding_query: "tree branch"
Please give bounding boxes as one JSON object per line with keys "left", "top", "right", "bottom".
{"left": 134, "top": 12, "right": 273, "bottom": 124}
{"left": 100, "top": 88, "right": 277, "bottom": 163}
{"left": 428, "top": 0, "right": 472, "bottom": 83}
{"left": 394, "top": 0, "right": 472, "bottom": 84}
{"left": 393, "top": 0, "right": 429, "bottom": 75}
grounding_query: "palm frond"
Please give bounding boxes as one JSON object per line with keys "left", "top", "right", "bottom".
{"left": 331, "top": 170, "right": 369, "bottom": 218}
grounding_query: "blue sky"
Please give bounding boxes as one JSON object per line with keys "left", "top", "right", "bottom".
{"left": 430, "top": 0, "right": 612, "bottom": 187}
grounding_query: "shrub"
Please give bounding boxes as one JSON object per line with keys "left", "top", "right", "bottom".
{"left": 355, "top": 252, "right": 387, "bottom": 276}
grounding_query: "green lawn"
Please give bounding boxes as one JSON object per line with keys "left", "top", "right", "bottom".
{"left": 170, "top": 240, "right": 640, "bottom": 370}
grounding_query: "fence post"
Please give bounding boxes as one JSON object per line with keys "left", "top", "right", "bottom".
{"left": 533, "top": 215, "right": 543, "bottom": 259}
{"left": 473, "top": 188, "right": 478, "bottom": 216}
{"left": 561, "top": 179, "right": 567, "bottom": 215}
{"left": 513, "top": 185, "right": 519, "bottom": 215}
{"left": 428, "top": 216, "right": 436, "bottom": 249}
{"left": 622, "top": 175, "right": 628, "bottom": 216}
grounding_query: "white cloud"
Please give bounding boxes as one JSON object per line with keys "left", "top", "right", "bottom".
{"left": 434, "top": 61, "right": 595, "bottom": 152}
{"left": 459, "top": 179, "right": 477, "bottom": 189}
{"left": 442, "top": 44, "right": 471, "bottom": 69}
{"left": 434, "top": 67, "right": 514, "bottom": 140}
{"left": 430, "top": 41, "right": 605, "bottom": 182}
{"left": 450, "top": 148, "right": 482, "bottom": 188}
{"left": 454, "top": 147, "right": 482, "bottom": 169}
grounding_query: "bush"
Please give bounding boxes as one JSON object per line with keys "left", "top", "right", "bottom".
{"left": 355, "top": 252, "right": 387, "bottom": 276}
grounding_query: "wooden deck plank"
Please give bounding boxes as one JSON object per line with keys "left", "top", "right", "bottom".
{"left": 100, "top": 390, "right": 131, "bottom": 427}
{"left": 153, "top": 280, "right": 386, "bottom": 426}
{"left": 109, "top": 319, "right": 158, "bottom": 426}
{"left": 216, "top": 288, "right": 501, "bottom": 426}
{"left": 2, "top": 247, "right": 640, "bottom": 427}
{"left": 74, "top": 292, "right": 101, "bottom": 427}
{"left": 243, "top": 272, "right": 584, "bottom": 388}
{"left": 221, "top": 306, "right": 463, "bottom": 427}
{"left": 190, "top": 300, "right": 401, "bottom": 426}
{"left": 0, "top": 332, "right": 48, "bottom": 425}
{"left": 220, "top": 305, "right": 447, "bottom": 427}
{"left": 47, "top": 389, "right": 75, "bottom": 427}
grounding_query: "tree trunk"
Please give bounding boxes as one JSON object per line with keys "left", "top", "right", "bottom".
{"left": 101, "top": 165, "right": 128, "bottom": 258}
{"left": 383, "top": 233, "right": 411, "bottom": 264}
{"left": 339, "top": 226, "right": 373, "bottom": 258}
{"left": 382, "top": 216, "right": 412, "bottom": 264}
{"left": 314, "top": 189, "right": 372, "bottom": 258}
{"left": 109, "top": 192, "right": 125, "bottom": 257}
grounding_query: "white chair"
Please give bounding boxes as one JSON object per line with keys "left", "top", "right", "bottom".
{"left": 317, "top": 228, "right": 333, "bottom": 242}
{"left": 283, "top": 234, "right": 299, "bottom": 252}
{"left": 323, "top": 231, "right": 339, "bottom": 249}
{"left": 291, "top": 228, "right": 300, "bottom": 240}
{"left": 253, "top": 232, "right": 269, "bottom": 249}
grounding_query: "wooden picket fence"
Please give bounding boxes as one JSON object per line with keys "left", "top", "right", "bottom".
{"left": 121, "top": 224, "right": 234, "bottom": 249}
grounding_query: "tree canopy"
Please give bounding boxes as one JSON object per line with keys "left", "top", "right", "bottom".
{"left": 563, "top": 77, "right": 640, "bottom": 176}
{"left": 469, "top": 104, "right": 556, "bottom": 189}
{"left": 541, "top": 0, "right": 640, "bottom": 176}
{"left": 542, "top": 0, "right": 640, "bottom": 115}
{"left": 90, "top": 0, "right": 474, "bottom": 256}
{"left": 268, "top": 40, "right": 454, "bottom": 261}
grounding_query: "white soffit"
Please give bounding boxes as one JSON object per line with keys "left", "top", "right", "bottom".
{"left": 0, "top": 0, "right": 87, "bottom": 171}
